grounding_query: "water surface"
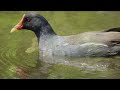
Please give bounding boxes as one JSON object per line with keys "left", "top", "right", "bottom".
{"left": 0, "top": 11, "right": 120, "bottom": 79}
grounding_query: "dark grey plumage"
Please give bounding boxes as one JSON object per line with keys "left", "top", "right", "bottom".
{"left": 11, "top": 13, "right": 120, "bottom": 64}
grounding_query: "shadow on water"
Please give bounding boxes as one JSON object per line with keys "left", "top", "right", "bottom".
{"left": 16, "top": 56, "right": 120, "bottom": 79}
{"left": 22, "top": 56, "right": 120, "bottom": 79}
{"left": 1, "top": 11, "right": 120, "bottom": 79}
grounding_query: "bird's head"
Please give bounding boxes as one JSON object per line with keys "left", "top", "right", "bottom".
{"left": 10, "top": 13, "right": 49, "bottom": 33}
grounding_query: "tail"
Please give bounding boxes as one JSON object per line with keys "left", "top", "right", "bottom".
{"left": 103, "top": 27, "right": 120, "bottom": 32}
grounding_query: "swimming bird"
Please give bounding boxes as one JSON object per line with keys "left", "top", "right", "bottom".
{"left": 10, "top": 13, "right": 120, "bottom": 63}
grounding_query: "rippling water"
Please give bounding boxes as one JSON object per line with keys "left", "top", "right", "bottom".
{"left": 1, "top": 11, "right": 120, "bottom": 79}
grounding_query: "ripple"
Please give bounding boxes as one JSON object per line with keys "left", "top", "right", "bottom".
{"left": 0, "top": 43, "right": 34, "bottom": 78}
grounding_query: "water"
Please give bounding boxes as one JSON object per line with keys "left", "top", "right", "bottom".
{"left": 0, "top": 11, "right": 120, "bottom": 79}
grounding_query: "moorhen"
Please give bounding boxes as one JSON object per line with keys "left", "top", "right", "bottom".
{"left": 10, "top": 13, "right": 120, "bottom": 64}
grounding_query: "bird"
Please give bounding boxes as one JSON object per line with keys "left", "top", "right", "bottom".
{"left": 10, "top": 13, "right": 120, "bottom": 64}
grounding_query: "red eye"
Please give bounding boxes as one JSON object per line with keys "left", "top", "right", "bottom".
{"left": 26, "top": 18, "right": 30, "bottom": 22}
{"left": 27, "top": 19, "right": 30, "bottom": 22}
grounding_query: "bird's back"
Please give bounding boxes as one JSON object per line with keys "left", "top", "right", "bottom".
{"left": 51, "top": 31, "right": 120, "bottom": 57}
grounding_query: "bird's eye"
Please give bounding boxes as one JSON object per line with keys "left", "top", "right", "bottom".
{"left": 25, "top": 18, "right": 30, "bottom": 22}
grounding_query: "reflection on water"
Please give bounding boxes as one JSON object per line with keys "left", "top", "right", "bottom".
{"left": 1, "top": 11, "right": 120, "bottom": 79}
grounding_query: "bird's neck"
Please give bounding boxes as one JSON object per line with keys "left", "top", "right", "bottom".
{"left": 41, "top": 24, "right": 56, "bottom": 37}
{"left": 34, "top": 23, "right": 57, "bottom": 44}
{"left": 34, "top": 24, "right": 58, "bottom": 57}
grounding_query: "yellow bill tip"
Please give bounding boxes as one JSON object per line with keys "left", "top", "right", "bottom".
{"left": 10, "top": 27, "right": 18, "bottom": 33}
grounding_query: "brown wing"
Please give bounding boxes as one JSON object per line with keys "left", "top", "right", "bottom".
{"left": 64, "top": 32, "right": 120, "bottom": 47}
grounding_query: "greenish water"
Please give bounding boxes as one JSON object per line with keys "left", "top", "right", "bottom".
{"left": 0, "top": 11, "right": 120, "bottom": 79}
